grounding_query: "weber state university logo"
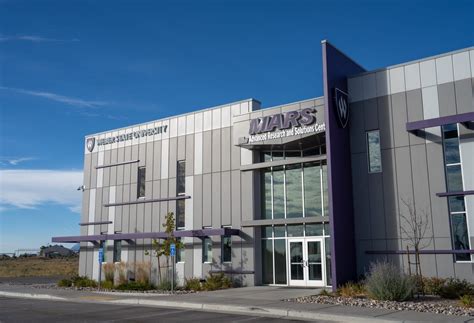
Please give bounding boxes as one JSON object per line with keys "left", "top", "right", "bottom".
{"left": 86, "top": 137, "right": 95, "bottom": 152}
{"left": 334, "top": 88, "right": 349, "bottom": 128}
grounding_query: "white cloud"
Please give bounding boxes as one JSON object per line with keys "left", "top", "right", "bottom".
{"left": 0, "top": 86, "right": 108, "bottom": 109}
{"left": 0, "top": 157, "right": 36, "bottom": 166}
{"left": 0, "top": 35, "right": 79, "bottom": 43}
{"left": 0, "top": 169, "right": 83, "bottom": 213}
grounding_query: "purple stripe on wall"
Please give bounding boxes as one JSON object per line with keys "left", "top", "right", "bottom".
{"left": 321, "top": 40, "right": 365, "bottom": 290}
{"left": 406, "top": 112, "right": 474, "bottom": 131}
{"left": 436, "top": 190, "right": 474, "bottom": 197}
{"left": 366, "top": 249, "right": 474, "bottom": 255}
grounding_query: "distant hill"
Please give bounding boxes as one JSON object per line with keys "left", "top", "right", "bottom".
{"left": 71, "top": 244, "right": 80, "bottom": 253}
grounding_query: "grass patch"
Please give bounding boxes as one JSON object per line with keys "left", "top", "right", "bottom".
{"left": 0, "top": 257, "right": 78, "bottom": 278}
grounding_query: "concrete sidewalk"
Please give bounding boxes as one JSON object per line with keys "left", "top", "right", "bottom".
{"left": 0, "top": 284, "right": 471, "bottom": 322}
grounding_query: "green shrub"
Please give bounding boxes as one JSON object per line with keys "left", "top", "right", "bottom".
{"left": 116, "top": 282, "right": 154, "bottom": 291}
{"left": 318, "top": 289, "right": 333, "bottom": 297}
{"left": 423, "top": 277, "right": 446, "bottom": 296}
{"left": 460, "top": 294, "right": 474, "bottom": 308}
{"left": 157, "top": 278, "right": 178, "bottom": 291}
{"left": 438, "top": 278, "right": 473, "bottom": 299}
{"left": 184, "top": 277, "right": 202, "bottom": 291}
{"left": 71, "top": 275, "right": 98, "bottom": 288}
{"left": 365, "top": 261, "right": 414, "bottom": 301}
{"left": 337, "top": 282, "right": 366, "bottom": 297}
{"left": 57, "top": 278, "right": 72, "bottom": 287}
{"left": 100, "top": 280, "right": 114, "bottom": 290}
{"left": 203, "top": 273, "right": 232, "bottom": 291}
{"left": 102, "top": 263, "right": 115, "bottom": 283}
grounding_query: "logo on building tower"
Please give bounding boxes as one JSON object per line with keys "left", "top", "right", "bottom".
{"left": 86, "top": 137, "right": 95, "bottom": 152}
{"left": 334, "top": 88, "right": 349, "bottom": 128}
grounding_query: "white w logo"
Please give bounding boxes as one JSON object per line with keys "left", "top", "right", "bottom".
{"left": 337, "top": 96, "right": 347, "bottom": 119}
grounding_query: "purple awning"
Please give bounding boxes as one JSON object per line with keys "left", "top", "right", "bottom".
{"left": 52, "top": 228, "right": 241, "bottom": 243}
{"left": 366, "top": 249, "right": 474, "bottom": 255}
{"left": 436, "top": 190, "right": 474, "bottom": 197}
{"left": 406, "top": 112, "right": 474, "bottom": 132}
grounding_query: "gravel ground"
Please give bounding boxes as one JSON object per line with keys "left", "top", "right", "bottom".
{"left": 287, "top": 295, "right": 474, "bottom": 317}
{"left": 26, "top": 283, "right": 196, "bottom": 294}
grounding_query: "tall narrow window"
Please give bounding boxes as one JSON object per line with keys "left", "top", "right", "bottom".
{"left": 442, "top": 124, "right": 471, "bottom": 261}
{"left": 137, "top": 167, "right": 146, "bottom": 198}
{"left": 366, "top": 130, "right": 382, "bottom": 173}
{"left": 177, "top": 160, "right": 186, "bottom": 194}
{"left": 203, "top": 237, "right": 212, "bottom": 263}
{"left": 222, "top": 235, "right": 232, "bottom": 263}
{"left": 113, "top": 240, "right": 122, "bottom": 263}
{"left": 176, "top": 198, "right": 185, "bottom": 229}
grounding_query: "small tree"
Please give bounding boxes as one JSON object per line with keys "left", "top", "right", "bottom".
{"left": 399, "top": 198, "right": 432, "bottom": 295}
{"left": 145, "top": 212, "right": 184, "bottom": 283}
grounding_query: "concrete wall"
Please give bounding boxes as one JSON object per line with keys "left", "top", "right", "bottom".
{"left": 348, "top": 47, "right": 474, "bottom": 281}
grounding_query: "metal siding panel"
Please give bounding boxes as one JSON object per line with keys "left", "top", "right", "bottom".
{"left": 109, "top": 148, "right": 117, "bottom": 187}
{"left": 391, "top": 92, "right": 409, "bottom": 147}
{"left": 202, "top": 131, "right": 212, "bottom": 174}
{"left": 123, "top": 147, "right": 132, "bottom": 184}
{"left": 185, "top": 176, "right": 193, "bottom": 230}
{"left": 185, "top": 134, "right": 194, "bottom": 176}
{"left": 349, "top": 101, "right": 365, "bottom": 154}
{"left": 231, "top": 170, "right": 241, "bottom": 227}
{"left": 168, "top": 178, "right": 177, "bottom": 216}
{"left": 231, "top": 132, "right": 241, "bottom": 170}
{"left": 100, "top": 187, "right": 109, "bottom": 233}
{"left": 114, "top": 186, "right": 123, "bottom": 232}
{"left": 152, "top": 180, "right": 161, "bottom": 232}
{"left": 102, "top": 150, "right": 110, "bottom": 188}
{"left": 160, "top": 179, "right": 168, "bottom": 231}
{"left": 420, "top": 59, "right": 437, "bottom": 87}
{"left": 194, "top": 132, "right": 203, "bottom": 175}
{"left": 90, "top": 153, "right": 98, "bottom": 189}
{"left": 389, "top": 67, "right": 406, "bottom": 94}
{"left": 177, "top": 135, "right": 186, "bottom": 161}
{"left": 153, "top": 140, "right": 162, "bottom": 180}
{"left": 116, "top": 147, "right": 125, "bottom": 186}
{"left": 94, "top": 188, "right": 103, "bottom": 235}
{"left": 212, "top": 129, "right": 221, "bottom": 172}
{"left": 435, "top": 55, "right": 454, "bottom": 85}
{"left": 438, "top": 83, "right": 457, "bottom": 117}
{"left": 169, "top": 137, "right": 178, "bottom": 179}
{"left": 221, "top": 171, "right": 231, "bottom": 226}
{"left": 406, "top": 89, "right": 426, "bottom": 146}
{"left": 377, "top": 95, "right": 394, "bottom": 150}
{"left": 83, "top": 153, "right": 92, "bottom": 190}
{"left": 241, "top": 171, "right": 253, "bottom": 222}
{"left": 382, "top": 149, "right": 400, "bottom": 240}
{"left": 221, "top": 128, "right": 231, "bottom": 172}
{"left": 453, "top": 51, "right": 471, "bottom": 81}
{"left": 202, "top": 174, "right": 212, "bottom": 227}
{"left": 352, "top": 153, "right": 371, "bottom": 240}
{"left": 369, "top": 173, "right": 386, "bottom": 240}
{"left": 212, "top": 172, "right": 221, "bottom": 228}
{"left": 404, "top": 63, "right": 421, "bottom": 91}
{"left": 146, "top": 142, "right": 154, "bottom": 181}
{"left": 193, "top": 175, "right": 203, "bottom": 229}
{"left": 363, "top": 98, "right": 378, "bottom": 131}
{"left": 454, "top": 78, "right": 474, "bottom": 114}
{"left": 161, "top": 139, "right": 169, "bottom": 179}
{"left": 131, "top": 145, "right": 139, "bottom": 183}
{"left": 394, "top": 146, "right": 414, "bottom": 240}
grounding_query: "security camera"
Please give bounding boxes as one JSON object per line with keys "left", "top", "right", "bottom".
{"left": 77, "top": 185, "right": 85, "bottom": 192}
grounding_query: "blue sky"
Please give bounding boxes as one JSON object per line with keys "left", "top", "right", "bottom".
{"left": 0, "top": 0, "right": 473, "bottom": 253}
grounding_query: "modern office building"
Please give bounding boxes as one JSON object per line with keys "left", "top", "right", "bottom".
{"left": 53, "top": 42, "right": 474, "bottom": 289}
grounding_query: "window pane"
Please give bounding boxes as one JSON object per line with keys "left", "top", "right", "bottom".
{"left": 272, "top": 151, "right": 284, "bottom": 161}
{"left": 137, "top": 167, "right": 146, "bottom": 198}
{"left": 203, "top": 237, "right": 212, "bottom": 263}
{"left": 262, "top": 240, "right": 274, "bottom": 284}
{"left": 448, "top": 196, "right": 465, "bottom": 212}
{"left": 287, "top": 224, "right": 304, "bottom": 237}
{"left": 274, "top": 239, "right": 287, "bottom": 284}
{"left": 261, "top": 168, "right": 272, "bottom": 219}
{"left": 286, "top": 164, "right": 303, "bottom": 218}
{"left": 222, "top": 236, "right": 232, "bottom": 263}
{"left": 176, "top": 199, "right": 185, "bottom": 228}
{"left": 443, "top": 138, "right": 460, "bottom": 164}
{"left": 285, "top": 151, "right": 301, "bottom": 159}
{"left": 451, "top": 213, "right": 471, "bottom": 261}
{"left": 273, "top": 166, "right": 285, "bottom": 219}
{"left": 303, "top": 147, "right": 320, "bottom": 157}
{"left": 305, "top": 223, "right": 324, "bottom": 236}
{"left": 367, "top": 131, "right": 382, "bottom": 173}
{"left": 322, "top": 163, "right": 328, "bottom": 217}
{"left": 446, "top": 165, "right": 463, "bottom": 192}
{"left": 263, "top": 152, "right": 272, "bottom": 162}
{"left": 304, "top": 162, "right": 322, "bottom": 217}
{"left": 113, "top": 241, "right": 121, "bottom": 263}
{"left": 177, "top": 161, "right": 186, "bottom": 194}
{"left": 274, "top": 225, "right": 286, "bottom": 238}
{"left": 261, "top": 226, "right": 272, "bottom": 239}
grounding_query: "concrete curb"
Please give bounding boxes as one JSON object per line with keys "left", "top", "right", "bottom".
{"left": 0, "top": 290, "right": 402, "bottom": 322}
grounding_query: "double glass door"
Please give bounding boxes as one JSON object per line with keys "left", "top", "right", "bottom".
{"left": 288, "top": 238, "right": 325, "bottom": 287}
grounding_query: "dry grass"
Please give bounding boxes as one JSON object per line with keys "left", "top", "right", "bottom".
{"left": 0, "top": 257, "right": 79, "bottom": 278}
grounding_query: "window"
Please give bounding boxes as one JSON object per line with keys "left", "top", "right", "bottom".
{"left": 176, "top": 198, "right": 185, "bottom": 229}
{"left": 366, "top": 130, "right": 382, "bottom": 173}
{"left": 177, "top": 160, "right": 186, "bottom": 194}
{"left": 113, "top": 240, "right": 121, "bottom": 263}
{"left": 222, "top": 235, "right": 232, "bottom": 263}
{"left": 137, "top": 167, "right": 146, "bottom": 198}
{"left": 176, "top": 238, "right": 185, "bottom": 263}
{"left": 442, "top": 124, "right": 471, "bottom": 261}
{"left": 203, "top": 237, "right": 212, "bottom": 263}
{"left": 285, "top": 164, "right": 303, "bottom": 218}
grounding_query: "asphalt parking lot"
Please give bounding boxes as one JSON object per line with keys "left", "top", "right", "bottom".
{"left": 0, "top": 297, "right": 313, "bottom": 322}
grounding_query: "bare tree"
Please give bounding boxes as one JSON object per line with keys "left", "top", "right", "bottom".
{"left": 399, "top": 198, "right": 432, "bottom": 295}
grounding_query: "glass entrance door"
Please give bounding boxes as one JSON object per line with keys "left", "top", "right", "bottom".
{"left": 288, "top": 238, "right": 325, "bottom": 287}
